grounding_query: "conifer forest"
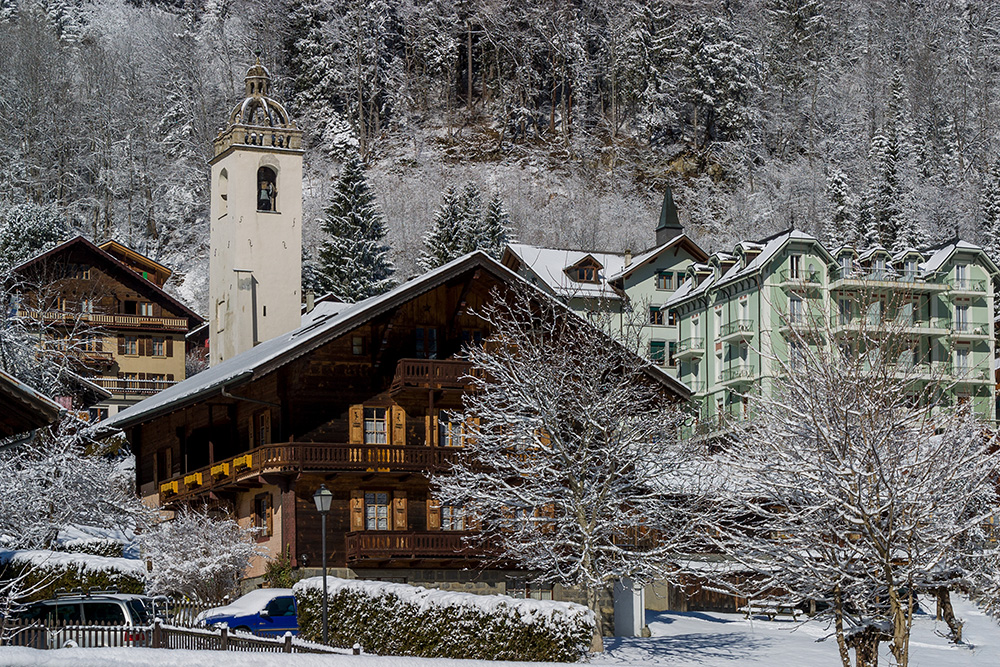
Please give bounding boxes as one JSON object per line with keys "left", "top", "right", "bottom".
{"left": 3, "top": 0, "right": 1000, "bottom": 308}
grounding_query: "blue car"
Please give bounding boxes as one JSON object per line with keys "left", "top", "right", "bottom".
{"left": 196, "top": 588, "right": 298, "bottom": 636}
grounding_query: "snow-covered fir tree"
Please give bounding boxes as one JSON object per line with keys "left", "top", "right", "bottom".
{"left": 0, "top": 202, "right": 67, "bottom": 273}
{"left": 823, "top": 169, "right": 855, "bottom": 248}
{"left": 457, "top": 181, "right": 484, "bottom": 254}
{"left": 980, "top": 161, "right": 1000, "bottom": 270}
{"left": 419, "top": 186, "right": 464, "bottom": 270}
{"left": 869, "top": 131, "right": 903, "bottom": 250}
{"left": 478, "top": 193, "right": 514, "bottom": 259}
{"left": 315, "top": 156, "right": 396, "bottom": 302}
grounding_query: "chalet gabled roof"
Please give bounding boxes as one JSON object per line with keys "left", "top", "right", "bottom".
{"left": 0, "top": 369, "right": 64, "bottom": 437}
{"left": 12, "top": 236, "right": 204, "bottom": 327}
{"left": 102, "top": 251, "right": 691, "bottom": 431}
{"left": 98, "top": 240, "right": 173, "bottom": 280}
{"left": 920, "top": 238, "right": 1000, "bottom": 277}
{"left": 607, "top": 233, "right": 709, "bottom": 284}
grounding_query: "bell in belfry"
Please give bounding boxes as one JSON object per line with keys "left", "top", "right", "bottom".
{"left": 258, "top": 181, "right": 273, "bottom": 211}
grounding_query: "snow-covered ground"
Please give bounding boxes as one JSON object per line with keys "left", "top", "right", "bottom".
{"left": 1, "top": 595, "right": 996, "bottom": 666}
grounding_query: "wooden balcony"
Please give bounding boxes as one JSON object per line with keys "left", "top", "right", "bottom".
{"left": 345, "top": 531, "right": 481, "bottom": 564}
{"left": 157, "top": 442, "right": 465, "bottom": 505}
{"left": 91, "top": 377, "right": 179, "bottom": 397}
{"left": 17, "top": 309, "right": 189, "bottom": 332}
{"left": 389, "top": 359, "right": 475, "bottom": 397}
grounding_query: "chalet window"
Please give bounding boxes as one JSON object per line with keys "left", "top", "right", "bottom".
{"left": 903, "top": 259, "right": 917, "bottom": 281}
{"left": 840, "top": 255, "right": 854, "bottom": 276}
{"left": 364, "top": 492, "right": 390, "bottom": 530}
{"left": 460, "top": 330, "right": 484, "bottom": 347}
{"left": 415, "top": 327, "right": 438, "bottom": 359}
{"left": 123, "top": 300, "right": 137, "bottom": 315}
{"left": 655, "top": 272, "right": 672, "bottom": 290}
{"left": 667, "top": 310, "right": 678, "bottom": 326}
{"left": 574, "top": 266, "right": 597, "bottom": 283}
{"left": 88, "top": 407, "right": 109, "bottom": 423}
{"left": 257, "top": 167, "right": 277, "bottom": 212}
{"left": 438, "top": 412, "right": 467, "bottom": 447}
{"left": 80, "top": 298, "right": 94, "bottom": 314}
{"left": 152, "top": 337, "right": 165, "bottom": 357}
{"left": 364, "top": 408, "right": 387, "bottom": 444}
{"left": 507, "top": 579, "right": 553, "bottom": 600}
{"left": 82, "top": 335, "right": 102, "bottom": 352}
{"left": 649, "top": 307, "right": 664, "bottom": 326}
{"left": 352, "top": 336, "right": 364, "bottom": 355}
{"left": 250, "top": 410, "right": 272, "bottom": 448}
{"left": 649, "top": 340, "right": 666, "bottom": 365}
{"left": 120, "top": 336, "right": 139, "bottom": 356}
{"left": 253, "top": 493, "right": 273, "bottom": 537}
{"left": 441, "top": 505, "right": 466, "bottom": 531}
{"left": 873, "top": 257, "right": 887, "bottom": 278}
{"left": 139, "top": 302, "right": 154, "bottom": 316}
{"left": 667, "top": 341, "right": 677, "bottom": 367}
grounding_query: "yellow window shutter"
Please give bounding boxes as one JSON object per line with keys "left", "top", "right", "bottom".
{"left": 432, "top": 412, "right": 439, "bottom": 446}
{"left": 393, "top": 491, "right": 408, "bottom": 531}
{"left": 350, "top": 490, "right": 365, "bottom": 531}
{"left": 391, "top": 406, "right": 406, "bottom": 445}
{"left": 349, "top": 405, "right": 363, "bottom": 444}
{"left": 427, "top": 498, "right": 441, "bottom": 530}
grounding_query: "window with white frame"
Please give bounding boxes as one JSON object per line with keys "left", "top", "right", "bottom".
{"left": 789, "top": 295, "right": 803, "bottom": 324}
{"left": 955, "top": 304, "right": 969, "bottom": 332}
{"left": 364, "top": 492, "right": 390, "bottom": 530}
{"left": 363, "top": 408, "right": 388, "bottom": 444}
{"left": 441, "top": 505, "right": 466, "bottom": 531}
{"left": 789, "top": 254, "right": 802, "bottom": 279}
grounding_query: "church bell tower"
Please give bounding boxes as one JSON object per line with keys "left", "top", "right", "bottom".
{"left": 209, "top": 58, "right": 303, "bottom": 366}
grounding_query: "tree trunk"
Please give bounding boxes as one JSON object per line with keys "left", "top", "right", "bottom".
{"left": 935, "top": 587, "right": 962, "bottom": 643}
{"left": 833, "top": 587, "right": 852, "bottom": 667}
{"left": 586, "top": 586, "right": 604, "bottom": 652}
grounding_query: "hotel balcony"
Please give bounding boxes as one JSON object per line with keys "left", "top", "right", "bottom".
{"left": 945, "top": 277, "right": 988, "bottom": 296}
{"left": 829, "top": 269, "right": 949, "bottom": 293}
{"left": 675, "top": 337, "right": 705, "bottom": 361}
{"left": 778, "top": 269, "right": 823, "bottom": 291}
{"left": 950, "top": 365, "right": 993, "bottom": 385}
{"left": 157, "top": 442, "right": 466, "bottom": 505}
{"left": 720, "top": 366, "right": 756, "bottom": 386}
{"left": 719, "top": 320, "right": 755, "bottom": 344}
{"left": 950, "top": 322, "right": 992, "bottom": 342}
{"left": 344, "top": 531, "right": 482, "bottom": 565}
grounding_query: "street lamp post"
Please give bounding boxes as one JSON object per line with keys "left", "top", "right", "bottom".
{"left": 312, "top": 484, "right": 333, "bottom": 644}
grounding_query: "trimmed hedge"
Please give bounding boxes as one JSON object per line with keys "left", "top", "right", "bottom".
{"left": 293, "top": 577, "right": 594, "bottom": 662}
{"left": 0, "top": 550, "right": 145, "bottom": 601}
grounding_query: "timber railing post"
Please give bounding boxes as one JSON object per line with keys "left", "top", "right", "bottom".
{"left": 220, "top": 624, "right": 229, "bottom": 651}
{"left": 283, "top": 631, "right": 292, "bottom": 653}
{"left": 152, "top": 619, "right": 163, "bottom": 648}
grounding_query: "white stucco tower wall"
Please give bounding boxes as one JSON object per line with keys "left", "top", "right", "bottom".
{"left": 208, "top": 59, "right": 304, "bottom": 366}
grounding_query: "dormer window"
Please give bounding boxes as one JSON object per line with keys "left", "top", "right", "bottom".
{"left": 576, "top": 266, "right": 597, "bottom": 282}
{"left": 903, "top": 259, "right": 917, "bottom": 281}
{"left": 840, "top": 254, "right": 853, "bottom": 276}
{"left": 873, "top": 257, "right": 886, "bottom": 278}
{"left": 567, "top": 257, "right": 602, "bottom": 284}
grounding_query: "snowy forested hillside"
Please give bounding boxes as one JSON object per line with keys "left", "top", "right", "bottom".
{"left": 3, "top": 0, "right": 1000, "bottom": 311}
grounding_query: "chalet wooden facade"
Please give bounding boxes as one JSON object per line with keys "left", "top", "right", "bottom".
{"left": 11, "top": 236, "right": 203, "bottom": 420}
{"left": 104, "top": 252, "right": 689, "bottom": 593}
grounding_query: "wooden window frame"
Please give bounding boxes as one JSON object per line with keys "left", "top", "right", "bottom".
{"left": 649, "top": 307, "right": 664, "bottom": 326}
{"left": 364, "top": 491, "right": 391, "bottom": 531}
{"left": 364, "top": 408, "right": 388, "bottom": 445}
{"left": 253, "top": 492, "right": 274, "bottom": 538}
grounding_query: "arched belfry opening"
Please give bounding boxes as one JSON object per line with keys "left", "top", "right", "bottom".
{"left": 218, "top": 169, "right": 229, "bottom": 216}
{"left": 257, "top": 167, "right": 276, "bottom": 211}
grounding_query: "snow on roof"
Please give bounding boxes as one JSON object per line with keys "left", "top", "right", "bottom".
{"left": 664, "top": 229, "right": 824, "bottom": 309}
{"left": 607, "top": 234, "right": 709, "bottom": 282}
{"left": 197, "top": 588, "right": 295, "bottom": 621}
{"left": 920, "top": 239, "right": 996, "bottom": 275}
{"left": 858, "top": 245, "right": 889, "bottom": 261}
{"left": 103, "top": 254, "right": 505, "bottom": 431}
{"left": 505, "top": 243, "right": 625, "bottom": 299}
{"left": 103, "top": 251, "right": 691, "bottom": 432}
{"left": 0, "top": 368, "right": 64, "bottom": 434}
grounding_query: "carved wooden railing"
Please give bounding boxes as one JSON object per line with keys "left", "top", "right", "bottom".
{"left": 389, "top": 359, "right": 475, "bottom": 394}
{"left": 17, "top": 309, "right": 189, "bottom": 331}
{"left": 344, "top": 531, "right": 478, "bottom": 562}
{"left": 158, "top": 442, "right": 465, "bottom": 504}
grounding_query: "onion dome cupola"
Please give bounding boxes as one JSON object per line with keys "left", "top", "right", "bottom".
{"left": 212, "top": 56, "right": 303, "bottom": 158}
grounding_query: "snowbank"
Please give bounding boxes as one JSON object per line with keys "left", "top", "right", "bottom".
{"left": 294, "top": 577, "right": 594, "bottom": 662}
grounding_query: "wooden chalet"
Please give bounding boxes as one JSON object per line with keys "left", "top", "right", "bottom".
{"left": 0, "top": 368, "right": 63, "bottom": 438}
{"left": 11, "top": 236, "right": 204, "bottom": 420}
{"left": 103, "top": 252, "right": 689, "bottom": 592}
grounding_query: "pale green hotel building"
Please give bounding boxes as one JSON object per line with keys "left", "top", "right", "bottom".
{"left": 663, "top": 229, "right": 999, "bottom": 434}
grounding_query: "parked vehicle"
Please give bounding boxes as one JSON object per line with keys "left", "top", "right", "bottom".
{"left": 13, "top": 591, "right": 154, "bottom": 648}
{"left": 196, "top": 589, "right": 298, "bottom": 636}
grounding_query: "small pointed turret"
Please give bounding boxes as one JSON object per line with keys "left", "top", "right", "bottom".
{"left": 656, "top": 186, "right": 684, "bottom": 245}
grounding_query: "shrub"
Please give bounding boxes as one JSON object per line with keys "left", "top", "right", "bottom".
{"left": 293, "top": 577, "right": 594, "bottom": 662}
{"left": 0, "top": 549, "right": 145, "bottom": 601}
{"left": 58, "top": 538, "right": 126, "bottom": 558}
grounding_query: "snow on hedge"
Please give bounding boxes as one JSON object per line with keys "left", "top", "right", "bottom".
{"left": 0, "top": 549, "right": 145, "bottom": 578}
{"left": 294, "top": 576, "right": 595, "bottom": 662}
